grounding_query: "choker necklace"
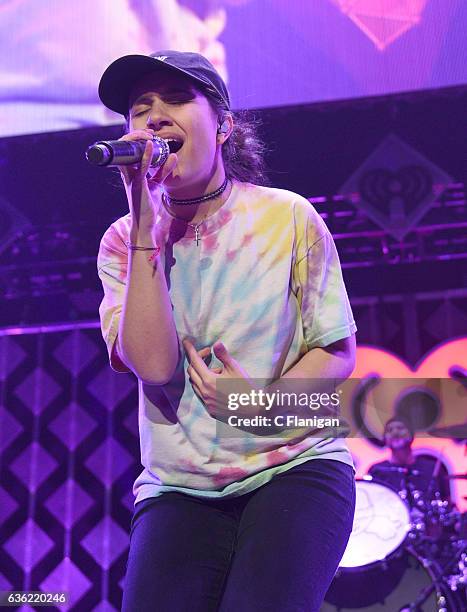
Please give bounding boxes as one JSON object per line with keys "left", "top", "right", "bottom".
{"left": 163, "top": 177, "right": 229, "bottom": 206}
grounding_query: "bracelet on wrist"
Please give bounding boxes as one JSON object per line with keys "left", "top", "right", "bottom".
{"left": 126, "top": 242, "right": 161, "bottom": 262}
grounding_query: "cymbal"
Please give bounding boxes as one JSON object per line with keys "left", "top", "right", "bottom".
{"left": 428, "top": 424, "right": 467, "bottom": 439}
{"left": 371, "top": 466, "right": 410, "bottom": 473}
{"left": 371, "top": 466, "right": 421, "bottom": 476}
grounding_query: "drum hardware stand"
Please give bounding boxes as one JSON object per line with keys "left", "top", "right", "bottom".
{"left": 400, "top": 468, "right": 421, "bottom": 510}
{"left": 444, "top": 543, "right": 467, "bottom": 592}
{"left": 399, "top": 545, "right": 460, "bottom": 612}
{"left": 398, "top": 575, "right": 448, "bottom": 612}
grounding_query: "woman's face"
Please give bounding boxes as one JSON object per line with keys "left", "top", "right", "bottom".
{"left": 128, "top": 71, "right": 223, "bottom": 194}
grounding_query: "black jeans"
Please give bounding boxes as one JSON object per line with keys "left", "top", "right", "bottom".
{"left": 122, "top": 459, "right": 355, "bottom": 612}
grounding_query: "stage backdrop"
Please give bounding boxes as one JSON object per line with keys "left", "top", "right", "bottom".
{"left": 1, "top": 0, "right": 467, "bottom": 135}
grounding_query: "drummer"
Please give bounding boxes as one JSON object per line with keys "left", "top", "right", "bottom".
{"left": 368, "top": 416, "right": 452, "bottom": 506}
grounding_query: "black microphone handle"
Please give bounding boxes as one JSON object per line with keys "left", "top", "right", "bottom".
{"left": 86, "top": 136, "right": 170, "bottom": 168}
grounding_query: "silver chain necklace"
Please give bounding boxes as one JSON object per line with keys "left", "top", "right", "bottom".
{"left": 162, "top": 180, "right": 230, "bottom": 246}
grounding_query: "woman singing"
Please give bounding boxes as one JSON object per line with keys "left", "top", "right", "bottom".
{"left": 97, "top": 50, "right": 356, "bottom": 612}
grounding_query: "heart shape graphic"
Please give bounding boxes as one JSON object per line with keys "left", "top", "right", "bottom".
{"left": 346, "top": 338, "right": 467, "bottom": 510}
{"left": 331, "top": 0, "right": 429, "bottom": 51}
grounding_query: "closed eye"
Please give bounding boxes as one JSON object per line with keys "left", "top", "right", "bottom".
{"left": 163, "top": 95, "right": 193, "bottom": 105}
{"left": 131, "top": 108, "right": 150, "bottom": 118}
{"left": 131, "top": 98, "right": 191, "bottom": 116}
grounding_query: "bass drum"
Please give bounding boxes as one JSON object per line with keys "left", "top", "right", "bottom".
{"left": 335, "top": 479, "right": 412, "bottom": 570}
{"left": 321, "top": 548, "right": 461, "bottom": 611}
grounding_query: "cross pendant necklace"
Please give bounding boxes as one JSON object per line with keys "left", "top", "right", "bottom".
{"left": 188, "top": 223, "right": 202, "bottom": 246}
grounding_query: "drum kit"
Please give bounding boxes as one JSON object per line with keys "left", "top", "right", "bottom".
{"left": 322, "top": 427, "right": 467, "bottom": 611}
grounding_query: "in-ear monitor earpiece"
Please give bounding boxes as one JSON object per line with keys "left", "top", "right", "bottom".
{"left": 217, "top": 121, "right": 229, "bottom": 135}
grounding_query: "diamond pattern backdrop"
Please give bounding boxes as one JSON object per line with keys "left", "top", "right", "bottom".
{"left": 0, "top": 288, "right": 466, "bottom": 609}
{"left": 0, "top": 327, "right": 138, "bottom": 611}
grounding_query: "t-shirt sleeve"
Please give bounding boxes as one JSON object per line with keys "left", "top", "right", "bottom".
{"left": 97, "top": 222, "right": 131, "bottom": 373}
{"left": 292, "top": 199, "right": 357, "bottom": 349}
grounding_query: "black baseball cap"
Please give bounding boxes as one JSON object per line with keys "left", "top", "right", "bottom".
{"left": 98, "top": 50, "right": 231, "bottom": 116}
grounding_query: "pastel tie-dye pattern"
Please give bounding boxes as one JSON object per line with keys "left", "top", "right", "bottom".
{"left": 97, "top": 182, "right": 357, "bottom": 502}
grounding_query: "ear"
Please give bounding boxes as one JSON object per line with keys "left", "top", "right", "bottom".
{"left": 216, "top": 114, "right": 234, "bottom": 144}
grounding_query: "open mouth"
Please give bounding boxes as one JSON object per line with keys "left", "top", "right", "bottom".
{"left": 164, "top": 138, "right": 183, "bottom": 154}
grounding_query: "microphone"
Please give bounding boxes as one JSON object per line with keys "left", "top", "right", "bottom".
{"left": 85, "top": 136, "right": 170, "bottom": 168}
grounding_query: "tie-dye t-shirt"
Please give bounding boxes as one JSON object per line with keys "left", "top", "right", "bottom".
{"left": 98, "top": 181, "right": 357, "bottom": 503}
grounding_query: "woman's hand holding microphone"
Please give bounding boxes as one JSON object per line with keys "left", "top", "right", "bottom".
{"left": 118, "top": 129, "right": 178, "bottom": 246}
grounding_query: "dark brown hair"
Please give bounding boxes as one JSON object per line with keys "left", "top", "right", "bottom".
{"left": 204, "top": 91, "right": 269, "bottom": 186}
